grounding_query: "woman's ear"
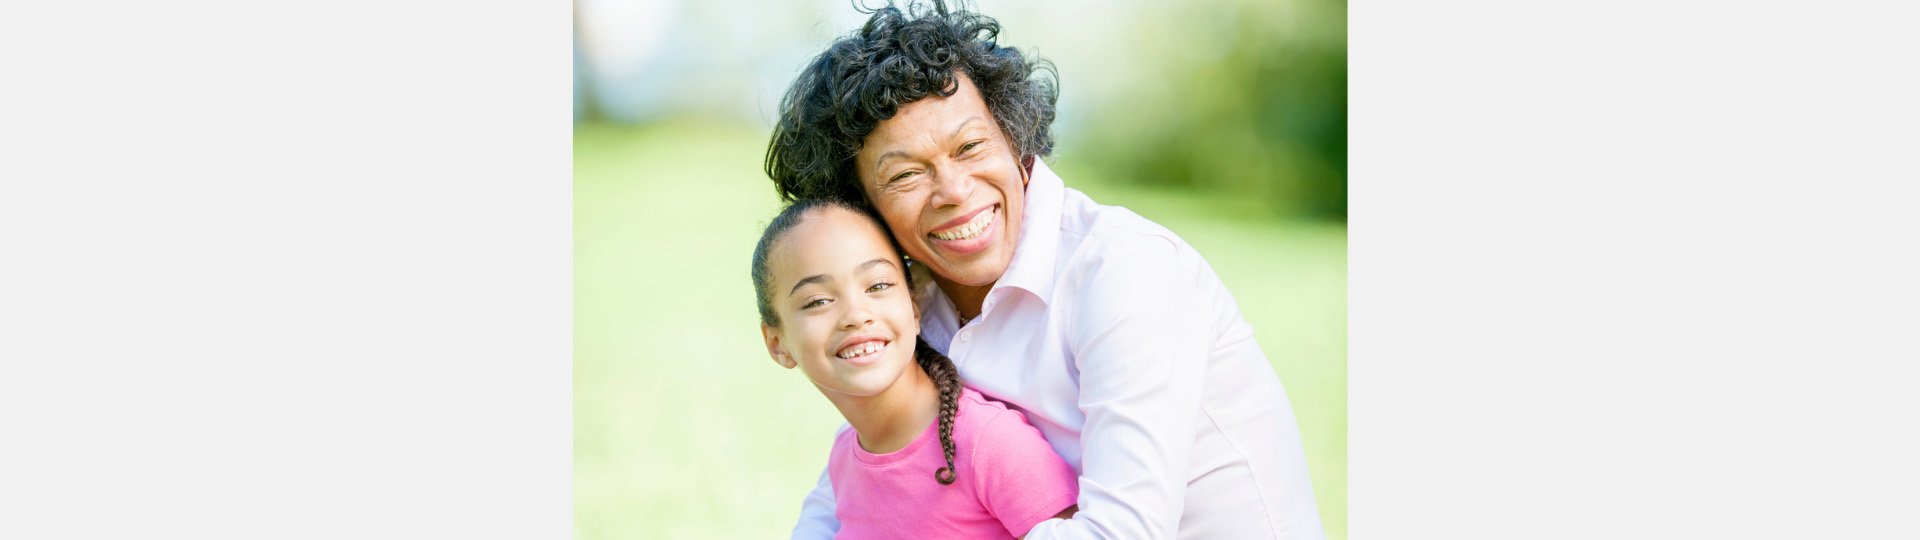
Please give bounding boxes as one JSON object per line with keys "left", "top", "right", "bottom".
{"left": 1021, "top": 155, "right": 1035, "bottom": 188}
{"left": 761, "top": 324, "right": 796, "bottom": 369}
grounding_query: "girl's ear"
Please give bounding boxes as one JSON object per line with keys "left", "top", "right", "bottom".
{"left": 761, "top": 324, "right": 796, "bottom": 369}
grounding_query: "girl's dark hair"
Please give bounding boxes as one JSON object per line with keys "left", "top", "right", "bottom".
{"left": 765, "top": 0, "right": 1059, "bottom": 203}
{"left": 914, "top": 335, "right": 963, "bottom": 485}
{"left": 750, "top": 198, "right": 965, "bottom": 485}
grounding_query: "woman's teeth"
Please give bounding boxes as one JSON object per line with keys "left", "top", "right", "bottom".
{"left": 932, "top": 208, "right": 994, "bottom": 241}
{"left": 837, "top": 341, "right": 885, "bottom": 359}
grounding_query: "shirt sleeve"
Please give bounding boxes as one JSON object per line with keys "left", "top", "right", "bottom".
{"left": 971, "top": 407, "right": 1081, "bottom": 537}
{"left": 789, "top": 466, "right": 838, "bottom": 539}
{"left": 1024, "top": 229, "right": 1213, "bottom": 540}
{"left": 790, "top": 424, "right": 850, "bottom": 539}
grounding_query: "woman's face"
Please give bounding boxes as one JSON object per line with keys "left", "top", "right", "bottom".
{"left": 854, "top": 72, "right": 1027, "bottom": 292}
{"left": 759, "top": 207, "right": 921, "bottom": 401}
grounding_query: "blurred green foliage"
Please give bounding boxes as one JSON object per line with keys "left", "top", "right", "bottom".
{"left": 1070, "top": 0, "right": 1347, "bottom": 221}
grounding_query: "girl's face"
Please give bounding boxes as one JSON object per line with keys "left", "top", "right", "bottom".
{"left": 760, "top": 207, "right": 920, "bottom": 401}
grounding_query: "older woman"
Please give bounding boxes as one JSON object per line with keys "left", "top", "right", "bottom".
{"left": 765, "top": 2, "right": 1325, "bottom": 538}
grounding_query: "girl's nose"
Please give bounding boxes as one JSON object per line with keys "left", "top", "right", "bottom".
{"left": 839, "top": 298, "right": 875, "bottom": 329}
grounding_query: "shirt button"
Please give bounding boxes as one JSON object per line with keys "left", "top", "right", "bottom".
{"left": 959, "top": 330, "right": 972, "bottom": 342}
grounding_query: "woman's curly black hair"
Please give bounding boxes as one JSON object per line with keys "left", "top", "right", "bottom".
{"left": 765, "top": 0, "right": 1059, "bottom": 204}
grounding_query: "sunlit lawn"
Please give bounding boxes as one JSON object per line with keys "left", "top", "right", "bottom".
{"left": 575, "top": 120, "right": 1346, "bottom": 539}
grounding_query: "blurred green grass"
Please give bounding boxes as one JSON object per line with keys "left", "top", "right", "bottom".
{"left": 575, "top": 119, "right": 1346, "bottom": 539}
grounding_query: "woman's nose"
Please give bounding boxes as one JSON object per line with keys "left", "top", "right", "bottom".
{"left": 929, "top": 168, "right": 973, "bottom": 207}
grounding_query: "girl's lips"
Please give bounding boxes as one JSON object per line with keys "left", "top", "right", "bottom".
{"left": 927, "top": 204, "right": 997, "bottom": 256}
{"left": 836, "top": 339, "right": 890, "bottom": 366}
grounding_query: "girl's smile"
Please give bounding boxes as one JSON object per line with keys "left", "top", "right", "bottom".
{"left": 759, "top": 205, "right": 923, "bottom": 402}
{"left": 834, "top": 336, "right": 891, "bottom": 365}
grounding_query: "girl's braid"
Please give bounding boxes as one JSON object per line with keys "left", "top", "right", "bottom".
{"left": 915, "top": 336, "right": 962, "bottom": 485}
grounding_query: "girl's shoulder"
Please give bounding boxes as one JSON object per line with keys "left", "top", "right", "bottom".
{"left": 953, "top": 387, "right": 1047, "bottom": 445}
{"left": 825, "top": 422, "right": 860, "bottom": 462}
{"left": 953, "top": 387, "right": 1080, "bottom": 530}
{"left": 955, "top": 387, "right": 1016, "bottom": 423}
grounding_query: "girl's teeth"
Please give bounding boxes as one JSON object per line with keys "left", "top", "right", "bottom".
{"left": 839, "top": 342, "right": 883, "bottom": 359}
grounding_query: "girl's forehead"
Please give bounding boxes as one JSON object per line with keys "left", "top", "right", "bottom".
{"left": 771, "top": 208, "right": 897, "bottom": 277}
{"left": 802, "top": 207, "right": 891, "bottom": 245}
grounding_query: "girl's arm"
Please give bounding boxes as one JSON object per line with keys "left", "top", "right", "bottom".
{"left": 969, "top": 403, "right": 1081, "bottom": 538}
{"left": 1019, "top": 506, "right": 1077, "bottom": 540}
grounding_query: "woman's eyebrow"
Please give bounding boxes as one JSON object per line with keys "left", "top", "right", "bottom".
{"left": 948, "top": 116, "right": 982, "bottom": 141}
{"left": 870, "top": 117, "right": 983, "bottom": 174}
{"left": 873, "top": 150, "right": 909, "bottom": 173}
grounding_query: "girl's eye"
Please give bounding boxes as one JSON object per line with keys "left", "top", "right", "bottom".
{"left": 868, "top": 281, "right": 894, "bottom": 293}
{"left": 802, "top": 298, "right": 829, "bottom": 309}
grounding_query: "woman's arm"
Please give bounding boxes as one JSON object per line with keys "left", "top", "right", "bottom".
{"left": 792, "top": 424, "right": 853, "bottom": 539}
{"left": 1024, "top": 230, "right": 1215, "bottom": 540}
{"left": 789, "top": 467, "right": 837, "bottom": 539}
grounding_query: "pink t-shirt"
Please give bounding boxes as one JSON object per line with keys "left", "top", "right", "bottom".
{"left": 828, "top": 387, "right": 1078, "bottom": 539}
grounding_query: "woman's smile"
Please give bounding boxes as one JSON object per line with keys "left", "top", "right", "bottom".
{"left": 926, "top": 203, "right": 998, "bottom": 256}
{"left": 930, "top": 204, "right": 996, "bottom": 241}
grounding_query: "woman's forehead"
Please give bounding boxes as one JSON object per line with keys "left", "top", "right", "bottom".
{"left": 862, "top": 74, "right": 994, "bottom": 158}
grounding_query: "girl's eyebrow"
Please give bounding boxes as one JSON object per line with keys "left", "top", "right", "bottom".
{"left": 856, "top": 258, "right": 898, "bottom": 273}
{"left": 786, "top": 258, "right": 897, "bottom": 297}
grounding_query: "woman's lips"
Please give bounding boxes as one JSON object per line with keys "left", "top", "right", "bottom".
{"left": 927, "top": 204, "right": 997, "bottom": 255}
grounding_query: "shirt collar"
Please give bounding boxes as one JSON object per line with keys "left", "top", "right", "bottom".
{"left": 992, "top": 158, "right": 1064, "bottom": 306}
{"left": 914, "top": 158, "right": 1066, "bottom": 338}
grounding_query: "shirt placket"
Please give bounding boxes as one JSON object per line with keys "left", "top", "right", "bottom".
{"left": 950, "top": 289, "right": 1008, "bottom": 364}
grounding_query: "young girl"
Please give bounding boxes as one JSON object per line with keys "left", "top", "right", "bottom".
{"left": 750, "top": 198, "right": 1078, "bottom": 539}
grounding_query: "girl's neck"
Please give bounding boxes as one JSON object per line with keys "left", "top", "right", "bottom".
{"left": 826, "top": 362, "right": 940, "bottom": 454}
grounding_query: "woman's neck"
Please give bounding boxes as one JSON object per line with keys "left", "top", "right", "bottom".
{"left": 933, "top": 275, "right": 993, "bottom": 322}
{"left": 825, "top": 362, "right": 939, "bottom": 454}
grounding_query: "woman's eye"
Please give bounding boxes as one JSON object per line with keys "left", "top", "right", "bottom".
{"left": 888, "top": 170, "right": 916, "bottom": 184}
{"left": 959, "top": 140, "right": 982, "bottom": 153}
{"left": 868, "top": 281, "right": 894, "bottom": 293}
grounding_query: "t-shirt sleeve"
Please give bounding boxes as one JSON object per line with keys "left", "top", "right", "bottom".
{"left": 970, "top": 407, "right": 1080, "bottom": 537}
{"left": 792, "top": 423, "right": 852, "bottom": 539}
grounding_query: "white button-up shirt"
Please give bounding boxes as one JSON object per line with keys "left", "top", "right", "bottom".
{"left": 792, "top": 161, "right": 1325, "bottom": 539}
